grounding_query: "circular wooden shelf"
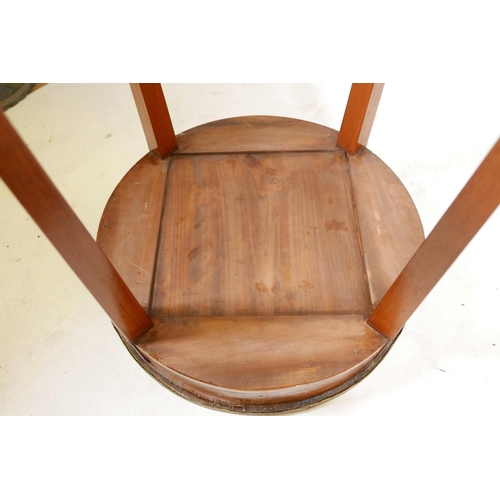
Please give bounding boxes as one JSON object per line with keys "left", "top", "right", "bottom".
{"left": 97, "top": 116, "right": 424, "bottom": 413}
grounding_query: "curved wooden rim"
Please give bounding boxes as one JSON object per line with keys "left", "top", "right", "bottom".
{"left": 174, "top": 115, "right": 340, "bottom": 154}
{"left": 116, "top": 325, "right": 400, "bottom": 414}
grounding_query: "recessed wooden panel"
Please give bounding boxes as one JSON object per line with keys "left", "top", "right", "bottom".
{"left": 150, "top": 151, "right": 370, "bottom": 317}
{"left": 175, "top": 116, "right": 339, "bottom": 154}
{"left": 97, "top": 153, "right": 168, "bottom": 309}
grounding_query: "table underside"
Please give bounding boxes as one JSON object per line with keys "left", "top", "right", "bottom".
{"left": 97, "top": 116, "right": 424, "bottom": 413}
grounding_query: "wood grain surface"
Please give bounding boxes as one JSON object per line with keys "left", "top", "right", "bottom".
{"left": 348, "top": 149, "right": 425, "bottom": 306}
{"left": 137, "top": 315, "right": 387, "bottom": 406}
{"left": 150, "top": 150, "right": 371, "bottom": 317}
{"left": 0, "top": 111, "right": 153, "bottom": 341}
{"left": 96, "top": 153, "right": 169, "bottom": 310}
{"left": 175, "top": 116, "right": 339, "bottom": 154}
{"left": 368, "top": 138, "right": 500, "bottom": 339}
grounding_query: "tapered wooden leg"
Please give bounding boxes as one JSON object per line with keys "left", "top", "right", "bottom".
{"left": 368, "top": 139, "right": 500, "bottom": 339}
{"left": 130, "top": 83, "right": 178, "bottom": 159}
{"left": 337, "top": 83, "right": 384, "bottom": 155}
{"left": 0, "top": 111, "right": 154, "bottom": 342}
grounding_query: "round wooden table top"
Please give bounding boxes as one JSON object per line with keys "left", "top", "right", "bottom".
{"left": 97, "top": 116, "right": 424, "bottom": 413}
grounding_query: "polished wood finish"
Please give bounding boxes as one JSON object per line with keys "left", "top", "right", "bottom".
{"left": 175, "top": 116, "right": 339, "bottom": 154}
{"left": 97, "top": 152, "right": 169, "bottom": 310}
{"left": 97, "top": 116, "right": 424, "bottom": 412}
{"left": 130, "top": 83, "right": 178, "bottom": 159}
{"left": 337, "top": 84, "right": 384, "bottom": 155}
{"left": 368, "top": 139, "right": 500, "bottom": 339}
{"left": 0, "top": 111, "right": 153, "bottom": 342}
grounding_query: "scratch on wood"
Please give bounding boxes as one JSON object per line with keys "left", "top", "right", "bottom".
{"left": 128, "top": 261, "right": 151, "bottom": 277}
